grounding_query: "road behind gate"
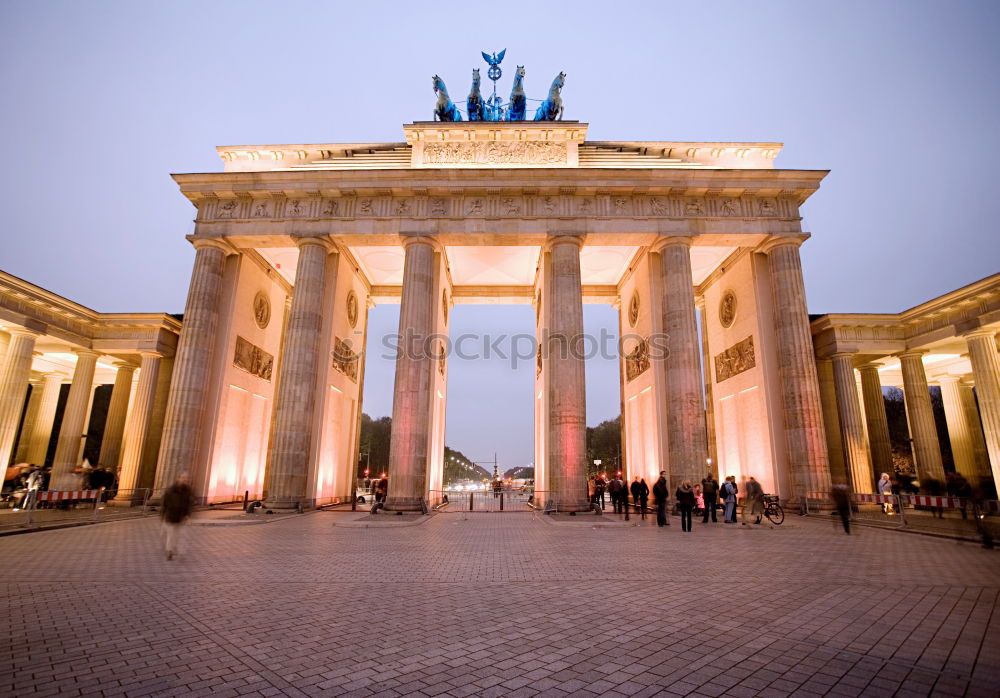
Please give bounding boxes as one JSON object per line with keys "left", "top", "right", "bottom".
{"left": 1, "top": 511, "right": 998, "bottom": 697}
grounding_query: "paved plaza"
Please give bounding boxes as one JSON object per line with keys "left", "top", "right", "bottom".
{"left": 1, "top": 511, "right": 998, "bottom": 698}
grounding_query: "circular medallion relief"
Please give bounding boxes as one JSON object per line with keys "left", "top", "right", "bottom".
{"left": 628, "top": 291, "right": 640, "bottom": 327}
{"left": 719, "top": 290, "right": 737, "bottom": 329}
{"left": 252, "top": 291, "right": 271, "bottom": 329}
{"left": 346, "top": 290, "right": 359, "bottom": 328}
{"left": 442, "top": 290, "right": 449, "bottom": 325}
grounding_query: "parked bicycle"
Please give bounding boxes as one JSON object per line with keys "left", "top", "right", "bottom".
{"left": 762, "top": 494, "right": 784, "bottom": 525}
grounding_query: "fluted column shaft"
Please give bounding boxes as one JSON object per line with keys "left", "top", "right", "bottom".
{"left": 23, "top": 372, "right": 62, "bottom": 465}
{"left": 385, "top": 238, "right": 437, "bottom": 512}
{"left": 965, "top": 331, "right": 1000, "bottom": 487}
{"left": 831, "top": 354, "right": 873, "bottom": 492}
{"left": 116, "top": 353, "right": 161, "bottom": 499}
{"left": 899, "top": 351, "right": 945, "bottom": 481}
{"left": 0, "top": 331, "right": 39, "bottom": 468}
{"left": 658, "top": 238, "right": 709, "bottom": 489}
{"left": 15, "top": 376, "right": 45, "bottom": 463}
{"left": 98, "top": 363, "right": 135, "bottom": 470}
{"left": 859, "top": 365, "right": 893, "bottom": 476}
{"left": 763, "top": 239, "right": 831, "bottom": 497}
{"left": 264, "top": 238, "right": 337, "bottom": 508}
{"left": 154, "top": 242, "right": 228, "bottom": 493}
{"left": 938, "top": 376, "right": 976, "bottom": 482}
{"left": 545, "top": 237, "right": 590, "bottom": 512}
{"left": 51, "top": 350, "right": 100, "bottom": 489}
{"left": 959, "top": 378, "right": 990, "bottom": 480}
{"left": 698, "top": 302, "right": 718, "bottom": 469}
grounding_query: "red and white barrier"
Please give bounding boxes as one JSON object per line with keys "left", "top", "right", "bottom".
{"left": 853, "top": 493, "right": 895, "bottom": 505}
{"left": 899, "top": 494, "right": 967, "bottom": 509}
{"left": 36, "top": 489, "right": 104, "bottom": 502}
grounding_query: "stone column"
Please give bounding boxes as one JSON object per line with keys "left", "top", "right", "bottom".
{"left": 153, "top": 240, "right": 230, "bottom": 493}
{"left": 544, "top": 235, "right": 590, "bottom": 512}
{"left": 14, "top": 373, "right": 45, "bottom": 463}
{"left": 898, "top": 350, "right": 945, "bottom": 482}
{"left": 858, "top": 364, "right": 893, "bottom": 477}
{"left": 831, "top": 354, "right": 873, "bottom": 492}
{"left": 937, "top": 375, "right": 977, "bottom": 483}
{"left": 697, "top": 300, "right": 718, "bottom": 470}
{"left": 23, "top": 372, "right": 62, "bottom": 466}
{"left": 816, "top": 359, "right": 847, "bottom": 484}
{"left": 654, "top": 238, "right": 709, "bottom": 489}
{"left": 0, "top": 329, "right": 39, "bottom": 468}
{"left": 959, "top": 377, "right": 991, "bottom": 480}
{"left": 385, "top": 237, "right": 438, "bottom": 512}
{"left": 97, "top": 362, "right": 136, "bottom": 471}
{"left": 965, "top": 330, "right": 1000, "bottom": 487}
{"left": 50, "top": 350, "right": 100, "bottom": 489}
{"left": 264, "top": 237, "right": 337, "bottom": 509}
{"left": 116, "top": 353, "right": 161, "bottom": 500}
{"left": 761, "top": 237, "right": 831, "bottom": 497}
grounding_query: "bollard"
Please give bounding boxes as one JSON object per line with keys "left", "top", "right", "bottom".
{"left": 242, "top": 490, "right": 249, "bottom": 511}
{"left": 351, "top": 491, "right": 357, "bottom": 511}
{"left": 500, "top": 491, "right": 504, "bottom": 511}
{"left": 92, "top": 488, "right": 106, "bottom": 521}
{"left": 624, "top": 498, "right": 630, "bottom": 521}
{"left": 469, "top": 492, "right": 474, "bottom": 511}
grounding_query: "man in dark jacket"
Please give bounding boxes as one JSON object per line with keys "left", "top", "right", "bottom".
{"left": 161, "top": 473, "right": 196, "bottom": 560}
{"left": 653, "top": 472, "right": 669, "bottom": 527}
{"left": 701, "top": 473, "right": 719, "bottom": 523}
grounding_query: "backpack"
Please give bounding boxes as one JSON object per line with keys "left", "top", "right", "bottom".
{"left": 702, "top": 479, "right": 718, "bottom": 496}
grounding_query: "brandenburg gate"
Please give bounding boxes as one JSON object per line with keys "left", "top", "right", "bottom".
{"left": 153, "top": 120, "right": 835, "bottom": 511}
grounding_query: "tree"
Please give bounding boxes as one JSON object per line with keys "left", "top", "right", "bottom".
{"left": 586, "top": 416, "right": 621, "bottom": 477}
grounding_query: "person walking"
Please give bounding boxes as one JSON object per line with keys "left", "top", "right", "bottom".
{"left": 653, "top": 471, "right": 669, "bottom": 527}
{"left": 675, "top": 480, "right": 695, "bottom": 532}
{"left": 701, "top": 473, "right": 719, "bottom": 523}
{"left": 638, "top": 477, "right": 650, "bottom": 518}
{"left": 831, "top": 483, "right": 851, "bottom": 534}
{"left": 742, "top": 476, "right": 764, "bottom": 526}
{"left": 720, "top": 476, "right": 738, "bottom": 523}
{"left": 608, "top": 475, "right": 623, "bottom": 514}
{"left": 878, "top": 472, "right": 894, "bottom": 514}
{"left": 161, "top": 473, "right": 196, "bottom": 560}
{"left": 593, "top": 474, "right": 607, "bottom": 509}
{"left": 375, "top": 475, "right": 388, "bottom": 504}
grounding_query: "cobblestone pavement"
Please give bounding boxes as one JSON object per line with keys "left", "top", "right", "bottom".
{"left": 1, "top": 511, "right": 998, "bottom": 697}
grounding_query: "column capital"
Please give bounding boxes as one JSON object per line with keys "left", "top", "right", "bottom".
{"left": 649, "top": 235, "right": 695, "bottom": 253}
{"left": 830, "top": 352, "right": 856, "bottom": 361}
{"left": 963, "top": 328, "right": 999, "bottom": 341}
{"left": 7, "top": 326, "right": 43, "bottom": 340}
{"left": 137, "top": 350, "right": 164, "bottom": 360}
{"left": 857, "top": 362, "right": 883, "bottom": 374}
{"left": 292, "top": 234, "right": 338, "bottom": 254}
{"left": 756, "top": 233, "right": 810, "bottom": 255}
{"left": 542, "top": 233, "right": 585, "bottom": 251}
{"left": 113, "top": 360, "right": 138, "bottom": 370}
{"left": 188, "top": 237, "right": 235, "bottom": 255}
{"left": 399, "top": 233, "right": 442, "bottom": 252}
{"left": 73, "top": 348, "right": 102, "bottom": 360}
{"left": 897, "top": 349, "right": 927, "bottom": 361}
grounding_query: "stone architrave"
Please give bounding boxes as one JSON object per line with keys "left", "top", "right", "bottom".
{"left": 385, "top": 236, "right": 438, "bottom": 512}
{"left": 0, "top": 329, "right": 39, "bottom": 469}
{"left": 116, "top": 353, "right": 161, "bottom": 501}
{"left": 97, "top": 362, "right": 136, "bottom": 471}
{"left": 50, "top": 350, "right": 100, "bottom": 490}
{"left": 831, "top": 354, "right": 873, "bottom": 493}
{"left": 654, "top": 237, "right": 708, "bottom": 489}
{"left": 964, "top": 330, "right": 1000, "bottom": 487}
{"left": 154, "top": 240, "right": 230, "bottom": 495}
{"left": 544, "top": 235, "right": 590, "bottom": 512}
{"left": 760, "top": 237, "right": 831, "bottom": 498}
{"left": 858, "top": 364, "right": 893, "bottom": 477}
{"left": 264, "top": 237, "right": 338, "bottom": 509}
{"left": 24, "top": 372, "right": 63, "bottom": 466}
{"left": 898, "top": 350, "right": 945, "bottom": 482}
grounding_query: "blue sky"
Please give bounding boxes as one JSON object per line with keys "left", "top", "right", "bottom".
{"left": 2, "top": 0, "right": 998, "bottom": 469}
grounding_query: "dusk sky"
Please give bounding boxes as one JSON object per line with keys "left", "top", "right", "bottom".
{"left": 2, "top": 1, "right": 998, "bottom": 469}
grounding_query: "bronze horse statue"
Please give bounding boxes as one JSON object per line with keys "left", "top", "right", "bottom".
{"left": 534, "top": 72, "right": 566, "bottom": 121}
{"left": 432, "top": 75, "right": 462, "bottom": 121}
{"left": 467, "top": 68, "right": 484, "bottom": 121}
{"left": 507, "top": 65, "right": 527, "bottom": 120}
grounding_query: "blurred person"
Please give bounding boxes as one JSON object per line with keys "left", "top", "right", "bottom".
{"left": 741, "top": 476, "right": 763, "bottom": 526}
{"left": 375, "top": 475, "right": 388, "bottom": 503}
{"left": 692, "top": 483, "right": 704, "bottom": 517}
{"left": 675, "top": 480, "right": 695, "bottom": 532}
{"left": 653, "top": 471, "right": 669, "bottom": 527}
{"left": 161, "top": 473, "right": 196, "bottom": 560}
{"left": 593, "top": 473, "right": 606, "bottom": 509}
{"left": 721, "top": 476, "right": 738, "bottom": 523}
{"left": 608, "top": 474, "right": 623, "bottom": 513}
{"left": 922, "top": 476, "right": 945, "bottom": 519}
{"left": 701, "top": 473, "right": 719, "bottom": 523}
{"left": 831, "top": 483, "right": 851, "bottom": 534}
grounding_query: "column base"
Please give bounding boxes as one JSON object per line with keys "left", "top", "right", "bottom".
{"left": 556, "top": 498, "right": 592, "bottom": 513}
{"left": 263, "top": 498, "right": 314, "bottom": 512}
{"left": 382, "top": 495, "right": 426, "bottom": 513}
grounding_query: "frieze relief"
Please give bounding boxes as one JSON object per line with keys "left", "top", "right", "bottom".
{"left": 624, "top": 337, "right": 650, "bottom": 382}
{"left": 202, "top": 194, "right": 795, "bottom": 221}
{"left": 233, "top": 336, "right": 273, "bottom": 381}
{"left": 331, "top": 337, "right": 359, "bottom": 381}
{"left": 714, "top": 335, "right": 755, "bottom": 383}
{"left": 422, "top": 141, "right": 566, "bottom": 165}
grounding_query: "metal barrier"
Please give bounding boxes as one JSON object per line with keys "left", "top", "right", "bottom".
{"left": 430, "top": 489, "right": 542, "bottom": 513}
{"left": 0, "top": 488, "right": 154, "bottom": 531}
{"left": 804, "top": 491, "right": 998, "bottom": 542}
